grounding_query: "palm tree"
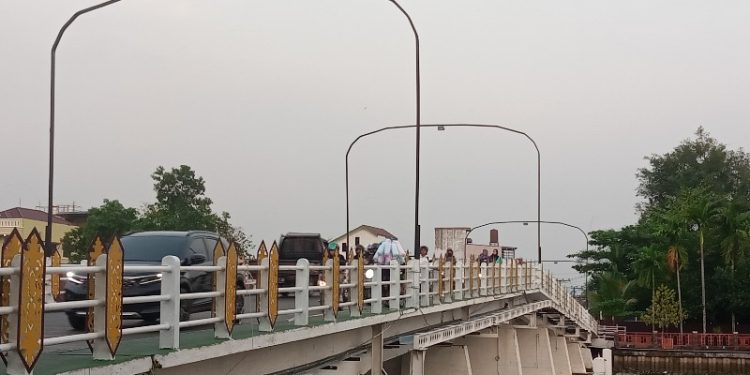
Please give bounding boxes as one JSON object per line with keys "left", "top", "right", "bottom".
{"left": 716, "top": 200, "right": 750, "bottom": 332}
{"left": 590, "top": 270, "right": 638, "bottom": 319}
{"left": 654, "top": 206, "right": 689, "bottom": 334}
{"left": 634, "top": 245, "right": 665, "bottom": 305}
{"left": 682, "top": 187, "right": 721, "bottom": 334}
{"left": 666, "top": 245, "right": 687, "bottom": 333}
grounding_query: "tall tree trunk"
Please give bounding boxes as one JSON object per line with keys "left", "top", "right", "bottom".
{"left": 676, "top": 253, "right": 683, "bottom": 334}
{"left": 732, "top": 260, "right": 737, "bottom": 333}
{"left": 700, "top": 230, "right": 707, "bottom": 334}
{"left": 652, "top": 273, "right": 656, "bottom": 333}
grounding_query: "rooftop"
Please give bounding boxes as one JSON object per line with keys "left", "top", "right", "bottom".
{"left": 0, "top": 207, "right": 74, "bottom": 226}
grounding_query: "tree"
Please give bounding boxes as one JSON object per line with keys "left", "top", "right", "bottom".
{"left": 589, "top": 270, "right": 638, "bottom": 319}
{"left": 637, "top": 127, "right": 750, "bottom": 211}
{"left": 681, "top": 187, "right": 722, "bottom": 334}
{"left": 651, "top": 204, "right": 690, "bottom": 334}
{"left": 138, "top": 165, "right": 220, "bottom": 231}
{"left": 61, "top": 199, "right": 138, "bottom": 263}
{"left": 634, "top": 245, "right": 665, "bottom": 329}
{"left": 216, "top": 211, "right": 255, "bottom": 258}
{"left": 642, "top": 285, "right": 685, "bottom": 334}
{"left": 716, "top": 199, "right": 750, "bottom": 332}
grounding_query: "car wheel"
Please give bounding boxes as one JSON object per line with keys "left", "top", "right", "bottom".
{"left": 67, "top": 314, "right": 86, "bottom": 331}
{"left": 180, "top": 286, "right": 191, "bottom": 321}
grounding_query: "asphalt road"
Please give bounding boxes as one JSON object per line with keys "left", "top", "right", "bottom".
{"left": 42, "top": 296, "right": 315, "bottom": 353}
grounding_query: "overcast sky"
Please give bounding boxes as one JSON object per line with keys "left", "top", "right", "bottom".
{"left": 2, "top": 1, "right": 750, "bottom": 284}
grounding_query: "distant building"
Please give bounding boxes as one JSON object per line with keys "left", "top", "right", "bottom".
{"left": 0, "top": 207, "right": 78, "bottom": 247}
{"left": 434, "top": 227, "right": 470, "bottom": 260}
{"left": 36, "top": 204, "right": 89, "bottom": 227}
{"left": 435, "top": 227, "right": 516, "bottom": 261}
{"left": 329, "top": 224, "right": 397, "bottom": 251}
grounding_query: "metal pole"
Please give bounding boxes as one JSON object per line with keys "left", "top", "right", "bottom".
{"left": 387, "top": 0, "right": 421, "bottom": 258}
{"left": 47, "top": 0, "right": 123, "bottom": 255}
{"left": 345, "top": 124, "right": 540, "bottom": 262}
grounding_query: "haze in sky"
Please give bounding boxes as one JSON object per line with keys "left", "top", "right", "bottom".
{"left": 2, "top": 0, "right": 750, "bottom": 282}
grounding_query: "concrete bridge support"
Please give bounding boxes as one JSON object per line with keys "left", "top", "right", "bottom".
{"left": 419, "top": 345, "right": 472, "bottom": 375}
{"left": 550, "top": 334, "right": 572, "bottom": 375}
{"left": 517, "top": 327, "right": 555, "bottom": 375}
{"left": 497, "top": 324, "right": 523, "bottom": 375}
{"left": 581, "top": 345, "right": 594, "bottom": 371}
{"left": 566, "top": 341, "right": 587, "bottom": 374}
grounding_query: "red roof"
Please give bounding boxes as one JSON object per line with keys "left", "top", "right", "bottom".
{"left": 0, "top": 207, "right": 74, "bottom": 226}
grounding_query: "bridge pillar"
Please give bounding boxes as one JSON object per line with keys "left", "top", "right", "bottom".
{"left": 580, "top": 346, "right": 594, "bottom": 371}
{"left": 550, "top": 334, "right": 572, "bottom": 375}
{"left": 498, "top": 324, "right": 523, "bottom": 375}
{"left": 566, "top": 341, "right": 586, "bottom": 374}
{"left": 516, "top": 327, "right": 555, "bottom": 375}
{"left": 371, "top": 323, "right": 384, "bottom": 375}
{"left": 409, "top": 349, "right": 426, "bottom": 375}
{"left": 422, "top": 345, "right": 472, "bottom": 375}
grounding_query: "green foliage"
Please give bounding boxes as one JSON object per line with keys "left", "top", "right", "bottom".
{"left": 63, "top": 165, "right": 254, "bottom": 261}
{"left": 589, "top": 271, "right": 638, "bottom": 319}
{"left": 216, "top": 211, "right": 255, "bottom": 258}
{"left": 138, "top": 165, "right": 219, "bottom": 231}
{"left": 572, "top": 128, "right": 750, "bottom": 328}
{"left": 61, "top": 199, "right": 137, "bottom": 263}
{"left": 642, "top": 285, "right": 686, "bottom": 331}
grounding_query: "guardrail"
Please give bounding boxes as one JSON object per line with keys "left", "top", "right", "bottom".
{"left": 616, "top": 332, "right": 750, "bottom": 350}
{"left": 0, "top": 227, "right": 594, "bottom": 374}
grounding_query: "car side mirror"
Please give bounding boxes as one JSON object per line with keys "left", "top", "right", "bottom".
{"left": 188, "top": 254, "right": 207, "bottom": 265}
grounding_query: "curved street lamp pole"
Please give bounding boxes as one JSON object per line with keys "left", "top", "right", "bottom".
{"left": 467, "top": 220, "right": 590, "bottom": 308}
{"left": 361, "top": 0, "right": 422, "bottom": 258}
{"left": 46, "top": 0, "right": 123, "bottom": 254}
{"left": 345, "top": 124, "right": 541, "bottom": 260}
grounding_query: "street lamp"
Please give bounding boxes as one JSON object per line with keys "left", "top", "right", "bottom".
{"left": 467, "top": 220, "right": 590, "bottom": 308}
{"left": 345, "top": 124, "right": 541, "bottom": 261}
{"left": 46, "top": 0, "right": 123, "bottom": 254}
{"left": 386, "top": 0, "right": 421, "bottom": 258}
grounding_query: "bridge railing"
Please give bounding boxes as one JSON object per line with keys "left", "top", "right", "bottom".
{"left": 0, "top": 230, "right": 593, "bottom": 374}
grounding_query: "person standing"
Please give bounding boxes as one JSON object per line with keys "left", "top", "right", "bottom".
{"left": 444, "top": 248, "right": 456, "bottom": 264}
{"left": 478, "top": 249, "right": 491, "bottom": 264}
{"left": 490, "top": 248, "right": 500, "bottom": 264}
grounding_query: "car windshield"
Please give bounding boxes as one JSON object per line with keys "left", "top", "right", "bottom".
{"left": 122, "top": 235, "right": 187, "bottom": 262}
{"left": 280, "top": 237, "right": 323, "bottom": 260}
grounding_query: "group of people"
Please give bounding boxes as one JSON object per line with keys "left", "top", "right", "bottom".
{"left": 478, "top": 248, "right": 503, "bottom": 265}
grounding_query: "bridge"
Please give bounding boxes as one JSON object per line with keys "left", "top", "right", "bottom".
{"left": 1, "top": 229, "right": 597, "bottom": 375}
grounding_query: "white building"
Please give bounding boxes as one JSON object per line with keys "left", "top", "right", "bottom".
{"left": 329, "top": 225, "right": 397, "bottom": 251}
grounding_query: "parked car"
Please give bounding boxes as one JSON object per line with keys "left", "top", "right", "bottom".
{"left": 277, "top": 233, "right": 327, "bottom": 293}
{"left": 62, "top": 231, "right": 246, "bottom": 330}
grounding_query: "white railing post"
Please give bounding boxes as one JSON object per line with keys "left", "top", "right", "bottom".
{"left": 214, "top": 256, "right": 229, "bottom": 339}
{"left": 324, "top": 259, "right": 335, "bottom": 322}
{"left": 420, "top": 261, "right": 429, "bottom": 307}
{"left": 388, "top": 260, "right": 399, "bottom": 310}
{"left": 453, "top": 260, "right": 464, "bottom": 300}
{"left": 159, "top": 255, "right": 181, "bottom": 349}
{"left": 258, "top": 257, "right": 271, "bottom": 331}
{"left": 371, "top": 266, "right": 382, "bottom": 314}
{"left": 6, "top": 255, "right": 24, "bottom": 375}
{"left": 92, "top": 254, "right": 112, "bottom": 359}
{"left": 479, "top": 263, "right": 488, "bottom": 296}
{"left": 407, "top": 260, "right": 419, "bottom": 309}
{"left": 294, "top": 258, "right": 310, "bottom": 325}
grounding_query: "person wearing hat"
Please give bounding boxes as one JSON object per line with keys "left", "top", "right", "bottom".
{"left": 325, "top": 243, "right": 348, "bottom": 304}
